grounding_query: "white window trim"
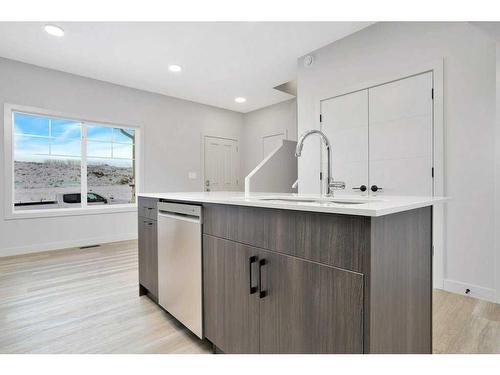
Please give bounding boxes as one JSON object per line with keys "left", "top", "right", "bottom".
{"left": 3, "top": 103, "right": 144, "bottom": 220}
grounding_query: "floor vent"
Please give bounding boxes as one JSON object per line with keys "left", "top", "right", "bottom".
{"left": 80, "top": 244, "right": 101, "bottom": 250}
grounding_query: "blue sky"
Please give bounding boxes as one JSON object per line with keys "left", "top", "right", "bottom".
{"left": 14, "top": 112, "right": 134, "bottom": 166}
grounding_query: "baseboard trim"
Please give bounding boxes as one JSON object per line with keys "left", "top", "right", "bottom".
{"left": 0, "top": 233, "right": 138, "bottom": 258}
{"left": 443, "top": 278, "right": 496, "bottom": 303}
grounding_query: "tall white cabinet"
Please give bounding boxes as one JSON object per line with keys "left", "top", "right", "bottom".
{"left": 321, "top": 72, "right": 434, "bottom": 196}
{"left": 321, "top": 89, "right": 369, "bottom": 195}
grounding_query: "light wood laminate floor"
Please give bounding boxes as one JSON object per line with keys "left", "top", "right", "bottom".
{"left": 433, "top": 289, "right": 500, "bottom": 353}
{"left": 1, "top": 240, "right": 499, "bottom": 354}
{"left": 0, "top": 240, "right": 211, "bottom": 354}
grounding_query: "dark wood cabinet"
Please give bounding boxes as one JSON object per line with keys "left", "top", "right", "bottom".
{"left": 201, "top": 203, "right": 432, "bottom": 354}
{"left": 203, "top": 235, "right": 259, "bottom": 353}
{"left": 258, "top": 249, "right": 363, "bottom": 353}
{"left": 203, "top": 204, "right": 369, "bottom": 273}
{"left": 203, "top": 235, "right": 364, "bottom": 354}
{"left": 138, "top": 197, "right": 158, "bottom": 301}
{"left": 138, "top": 196, "right": 158, "bottom": 220}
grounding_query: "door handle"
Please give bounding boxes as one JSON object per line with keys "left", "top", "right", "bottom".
{"left": 352, "top": 185, "right": 367, "bottom": 192}
{"left": 249, "top": 256, "right": 258, "bottom": 294}
{"left": 371, "top": 185, "right": 383, "bottom": 192}
{"left": 258, "top": 259, "right": 267, "bottom": 299}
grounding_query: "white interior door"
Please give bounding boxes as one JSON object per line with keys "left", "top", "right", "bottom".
{"left": 321, "top": 90, "right": 369, "bottom": 196}
{"left": 262, "top": 133, "right": 285, "bottom": 160}
{"left": 368, "top": 72, "right": 433, "bottom": 196}
{"left": 204, "top": 136, "right": 239, "bottom": 192}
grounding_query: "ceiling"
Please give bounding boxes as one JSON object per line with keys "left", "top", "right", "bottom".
{"left": 0, "top": 22, "right": 372, "bottom": 113}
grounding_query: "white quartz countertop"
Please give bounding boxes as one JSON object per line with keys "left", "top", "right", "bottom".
{"left": 138, "top": 192, "right": 448, "bottom": 217}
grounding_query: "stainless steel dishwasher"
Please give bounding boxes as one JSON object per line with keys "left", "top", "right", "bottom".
{"left": 157, "top": 201, "right": 203, "bottom": 339}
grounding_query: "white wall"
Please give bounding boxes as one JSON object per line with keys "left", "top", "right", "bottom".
{"left": 495, "top": 43, "right": 500, "bottom": 302}
{"left": 297, "top": 22, "right": 497, "bottom": 301}
{"left": 0, "top": 57, "right": 243, "bottom": 256}
{"left": 242, "top": 99, "right": 297, "bottom": 176}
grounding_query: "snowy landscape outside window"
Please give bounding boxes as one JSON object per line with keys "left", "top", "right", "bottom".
{"left": 13, "top": 111, "right": 137, "bottom": 211}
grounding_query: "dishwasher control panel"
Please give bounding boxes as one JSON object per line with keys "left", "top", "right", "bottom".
{"left": 157, "top": 201, "right": 201, "bottom": 217}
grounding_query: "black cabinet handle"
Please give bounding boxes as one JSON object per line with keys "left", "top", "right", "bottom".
{"left": 144, "top": 221, "right": 153, "bottom": 226}
{"left": 352, "top": 185, "right": 367, "bottom": 192}
{"left": 371, "top": 185, "right": 383, "bottom": 192}
{"left": 249, "top": 256, "right": 258, "bottom": 294}
{"left": 258, "top": 259, "right": 267, "bottom": 299}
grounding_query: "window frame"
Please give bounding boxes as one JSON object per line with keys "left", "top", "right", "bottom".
{"left": 4, "top": 103, "right": 143, "bottom": 220}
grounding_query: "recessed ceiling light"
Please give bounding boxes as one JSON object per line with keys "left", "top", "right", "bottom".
{"left": 168, "top": 65, "right": 182, "bottom": 72}
{"left": 235, "top": 97, "right": 247, "bottom": 103}
{"left": 44, "top": 24, "right": 65, "bottom": 37}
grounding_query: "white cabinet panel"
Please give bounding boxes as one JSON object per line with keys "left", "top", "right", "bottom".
{"left": 321, "top": 90, "right": 368, "bottom": 195}
{"left": 369, "top": 157, "right": 432, "bottom": 196}
{"left": 369, "top": 115, "right": 432, "bottom": 161}
{"left": 369, "top": 72, "right": 433, "bottom": 196}
{"left": 369, "top": 72, "right": 433, "bottom": 124}
{"left": 320, "top": 72, "right": 433, "bottom": 198}
{"left": 322, "top": 91, "right": 368, "bottom": 130}
{"left": 332, "top": 160, "right": 369, "bottom": 195}
{"left": 332, "top": 126, "right": 369, "bottom": 163}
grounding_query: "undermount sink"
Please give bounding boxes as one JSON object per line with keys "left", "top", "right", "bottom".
{"left": 257, "top": 197, "right": 369, "bottom": 205}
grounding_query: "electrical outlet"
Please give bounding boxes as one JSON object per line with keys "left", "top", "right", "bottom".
{"left": 188, "top": 172, "right": 197, "bottom": 180}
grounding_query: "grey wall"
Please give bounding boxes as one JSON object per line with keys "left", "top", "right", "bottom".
{"left": 245, "top": 140, "right": 298, "bottom": 193}
{"left": 495, "top": 43, "right": 500, "bottom": 302}
{"left": 242, "top": 99, "right": 297, "bottom": 176}
{"left": 297, "top": 22, "right": 497, "bottom": 300}
{"left": 0, "top": 57, "right": 243, "bottom": 256}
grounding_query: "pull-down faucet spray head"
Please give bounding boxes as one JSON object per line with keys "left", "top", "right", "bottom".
{"left": 295, "top": 129, "right": 330, "bottom": 157}
{"left": 295, "top": 141, "right": 304, "bottom": 157}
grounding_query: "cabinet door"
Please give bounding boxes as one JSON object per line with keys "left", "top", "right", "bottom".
{"left": 368, "top": 72, "right": 433, "bottom": 196}
{"left": 258, "top": 250, "right": 364, "bottom": 353}
{"left": 321, "top": 89, "right": 369, "bottom": 195}
{"left": 203, "top": 235, "right": 259, "bottom": 353}
{"left": 138, "top": 218, "right": 158, "bottom": 299}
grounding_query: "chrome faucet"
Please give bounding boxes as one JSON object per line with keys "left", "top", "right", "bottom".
{"left": 295, "top": 129, "right": 345, "bottom": 197}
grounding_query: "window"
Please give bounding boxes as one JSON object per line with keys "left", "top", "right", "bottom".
{"left": 85, "top": 124, "right": 136, "bottom": 207}
{"left": 6, "top": 106, "right": 139, "bottom": 216}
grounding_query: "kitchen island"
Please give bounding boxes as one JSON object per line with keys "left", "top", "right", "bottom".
{"left": 137, "top": 192, "right": 447, "bottom": 354}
